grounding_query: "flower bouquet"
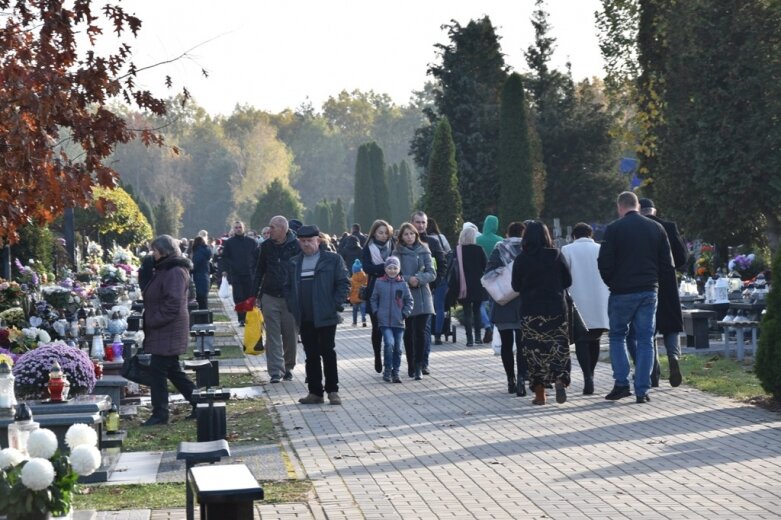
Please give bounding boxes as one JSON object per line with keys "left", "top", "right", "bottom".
{"left": 0, "top": 424, "right": 102, "bottom": 519}
{"left": 12, "top": 342, "right": 96, "bottom": 399}
{"left": 728, "top": 252, "right": 766, "bottom": 281}
{"left": 109, "top": 245, "right": 139, "bottom": 268}
{"left": 14, "top": 259, "right": 41, "bottom": 293}
{"left": 695, "top": 244, "right": 715, "bottom": 278}
{"left": 0, "top": 280, "right": 25, "bottom": 312}
{"left": 0, "top": 307, "right": 27, "bottom": 329}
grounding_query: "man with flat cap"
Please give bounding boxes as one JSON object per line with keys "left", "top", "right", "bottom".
{"left": 286, "top": 225, "right": 350, "bottom": 405}
{"left": 625, "top": 198, "right": 689, "bottom": 388}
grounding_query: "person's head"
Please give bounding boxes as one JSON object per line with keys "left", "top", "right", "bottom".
{"left": 638, "top": 197, "right": 657, "bottom": 216}
{"left": 410, "top": 211, "right": 428, "bottom": 235}
{"left": 384, "top": 256, "right": 401, "bottom": 278}
{"left": 351, "top": 223, "right": 361, "bottom": 234}
{"left": 318, "top": 232, "right": 332, "bottom": 250}
{"left": 246, "top": 230, "right": 257, "bottom": 239}
{"left": 198, "top": 229, "right": 208, "bottom": 239}
{"left": 150, "top": 234, "right": 181, "bottom": 261}
{"left": 232, "top": 221, "right": 245, "bottom": 236}
{"left": 398, "top": 222, "right": 420, "bottom": 246}
{"left": 616, "top": 191, "right": 639, "bottom": 217}
{"left": 368, "top": 219, "right": 392, "bottom": 243}
{"left": 458, "top": 226, "right": 478, "bottom": 245}
{"left": 192, "top": 236, "right": 206, "bottom": 249}
{"left": 426, "top": 217, "right": 441, "bottom": 236}
{"left": 352, "top": 259, "right": 363, "bottom": 273}
{"left": 297, "top": 225, "right": 320, "bottom": 255}
{"left": 268, "top": 216, "right": 289, "bottom": 243}
{"left": 261, "top": 227, "right": 271, "bottom": 240}
{"left": 288, "top": 219, "right": 303, "bottom": 233}
{"left": 521, "top": 221, "right": 553, "bottom": 252}
{"left": 572, "top": 222, "right": 593, "bottom": 240}
{"left": 506, "top": 221, "right": 525, "bottom": 238}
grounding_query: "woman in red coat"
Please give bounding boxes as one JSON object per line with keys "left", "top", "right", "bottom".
{"left": 142, "top": 235, "right": 197, "bottom": 426}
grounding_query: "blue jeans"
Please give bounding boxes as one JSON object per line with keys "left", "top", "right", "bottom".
{"left": 627, "top": 327, "right": 680, "bottom": 380}
{"left": 608, "top": 290, "right": 658, "bottom": 397}
{"left": 352, "top": 302, "right": 366, "bottom": 324}
{"left": 433, "top": 283, "right": 448, "bottom": 335}
{"left": 380, "top": 326, "right": 404, "bottom": 377}
{"left": 480, "top": 300, "right": 491, "bottom": 329}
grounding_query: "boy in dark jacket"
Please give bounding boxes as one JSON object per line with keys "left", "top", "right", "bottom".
{"left": 370, "top": 256, "right": 414, "bottom": 383}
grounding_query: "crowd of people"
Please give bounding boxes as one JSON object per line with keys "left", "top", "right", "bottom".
{"left": 139, "top": 190, "right": 688, "bottom": 414}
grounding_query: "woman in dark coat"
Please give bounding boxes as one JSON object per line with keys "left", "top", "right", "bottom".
{"left": 361, "top": 219, "right": 396, "bottom": 374}
{"left": 485, "top": 221, "right": 527, "bottom": 396}
{"left": 511, "top": 221, "right": 572, "bottom": 405}
{"left": 449, "top": 226, "right": 487, "bottom": 346}
{"left": 142, "top": 234, "right": 197, "bottom": 426}
{"left": 191, "top": 235, "right": 212, "bottom": 310}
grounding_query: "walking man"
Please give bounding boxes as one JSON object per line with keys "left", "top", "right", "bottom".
{"left": 221, "top": 221, "right": 258, "bottom": 326}
{"left": 287, "top": 225, "right": 350, "bottom": 405}
{"left": 598, "top": 192, "right": 674, "bottom": 403}
{"left": 255, "top": 216, "right": 301, "bottom": 383}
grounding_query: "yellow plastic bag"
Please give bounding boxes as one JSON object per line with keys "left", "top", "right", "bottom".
{"left": 243, "top": 307, "right": 265, "bottom": 355}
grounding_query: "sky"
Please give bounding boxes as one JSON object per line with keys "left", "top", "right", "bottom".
{"left": 125, "top": 0, "right": 606, "bottom": 116}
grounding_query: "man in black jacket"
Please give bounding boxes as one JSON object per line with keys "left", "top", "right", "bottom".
{"left": 221, "top": 221, "right": 258, "bottom": 326}
{"left": 255, "top": 216, "right": 302, "bottom": 383}
{"left": 625, "top": 198, "right": 689, "bottom": 388}
{"left": 598, "top": 192, "right": 674, "bottom": 403}
{"left": 286, "top": 225, "right": 350, "bottom": 405}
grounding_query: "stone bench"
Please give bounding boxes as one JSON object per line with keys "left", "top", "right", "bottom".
{"left": 719, "top": 321, "right": 760, "bottom": 361}
{"left": 90, "top": 375, "right": 128, "bottom": 407}
{"left": 682, "top": 309, "right": 716, "bottom": 348}
{"left": 189, "top": 463, "right": 263, "bottom": 520}
{"left": 177, "top": 439, "right": 231, "bottom": 520}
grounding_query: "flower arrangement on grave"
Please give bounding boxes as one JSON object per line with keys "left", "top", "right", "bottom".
{"left": 695, "top": 244, "right": 715, "bottom": 278}
{"left": 109, "top": 245, "right": 139, "bottom": 268}
{"left": 0, "top": 308, "right": 26, "bottom": 329}
{"left": 98, "top": 264, "right": 127, "bottom": 286}
{"left": 728, "top": 252, "right": 767, "bottom": 281}
{"left": 13, "top": 259, "right": 41, "bottom": 293}
{"left": 0, "top": 424, "right": 102, "bottom": 518}
{"left": 85, "top": 240, "right": 103, "bottom": 263}
{"left": 12, "top": 342, "right": 96, "bottom": 399}
{"left": 0, "top": 280, "right": 25, "bottom": 312}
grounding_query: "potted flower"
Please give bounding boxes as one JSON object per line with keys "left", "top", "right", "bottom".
{"left": 12, "top": 342, "right": 96, "bottom": 400}
{"left": 0, "top": 280, "right": 25, "bottom": 313}
{"left": 0, "top": 424, "right": 102, "bottom": 519}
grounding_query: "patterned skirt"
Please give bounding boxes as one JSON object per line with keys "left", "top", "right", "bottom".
{"left": 520, "top": 314, "right": 571, "bottom": 386}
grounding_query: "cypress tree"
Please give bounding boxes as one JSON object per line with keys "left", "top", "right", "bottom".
{"left": 250, "top": 179, "right": 304, "bottom": 231}
{"left": 426, "top": 117, "right": 462, "bottom": 244}
{"left": 756, "top": 247, "right": 781, "bottom": 398}
{"left": 368, "top": 142, "right": 392, "bottom": 223}
{"left": 314, "top": 199, "right": 333, "bottom": 234}
{"left": 332, "top": 198, "right": 347, "bottom": 234}
{"left": 498, "top": 73, "right": 536, "bottom": 225}
{"left": 398, "top": 160, "right": 414, "bottom": 227}
{"left": 353, "top": 143, "right": 373, "bottom": 230}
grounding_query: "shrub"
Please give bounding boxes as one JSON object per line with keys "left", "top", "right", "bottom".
{"left": 756, "top": 247, "right": 781, "bottom": 398}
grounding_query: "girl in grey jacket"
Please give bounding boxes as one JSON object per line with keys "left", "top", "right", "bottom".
{"left": 394, "top": 223, "right": 436, "bottom": 380}
{"left": 370, "top": 256, "right": 414, "bottom": 382}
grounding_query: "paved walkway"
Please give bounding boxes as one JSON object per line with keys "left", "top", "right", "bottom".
{"left": 102, "top": 294, "right": 781, "bottom": 519}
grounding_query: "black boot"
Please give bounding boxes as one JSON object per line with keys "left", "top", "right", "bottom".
{"left": 374, "top": 346, "right": 382, "bottom": 374}
{"left": 516, "top": 376, "right": 527, "bottom": 397}
{"left": 465, "top": 329, "right": 474, "bottom": 347}
{"left": 507, "top": 376, "right": 516, "bottom": 394}
{"left": 583, "top": 377, "right": 594, "bottom": 395}
{"left": 415, "top": 363, "right": 423, "bottom": 380}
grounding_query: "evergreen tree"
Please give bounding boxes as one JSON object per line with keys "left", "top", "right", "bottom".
{"left": 353, "top": 143, "right": 373, "bottom": 230}
{"left": 411, "top": 17, "right": 508, "bottom": 223}
{"left": 250, "top": 178, "right": 304, "bottom": 231}
{"left": 756, "top": 247, "right": 781, "bottom": 398}
{"left": 368, "top": 142, "right": 392, "bottom": 223}
{"left": 153, "top": 196, "right": 182, "bottom": 237}
{"left": 397, "top": 161, "right": 414, "bottom": 227}
{"left": 314, "top": 199, "right": 333, "bottom": 234}
{"left": 426, "top": 118, "right": 462, "bottom": 244}
{"left": 332, "top": 198, "right": 347, "bottom": 234}
{"left": 386, "top": 164, "right": 399, "bottom": 225}
{"left": 497, "top": 73, "right": 536, "bottom": 225}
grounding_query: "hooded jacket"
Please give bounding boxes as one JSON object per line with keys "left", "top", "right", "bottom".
{"left": 476, "top": 215, "right": 502, "bottom": 258}
{"left": 143, "top": 254, "right": 193, "bottom": 356}
{"left": 370, "top": 274, "right": 414, "bottom": 328}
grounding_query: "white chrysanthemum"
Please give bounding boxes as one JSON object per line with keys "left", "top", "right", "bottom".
{"left": 70, "top": 445, "right": 101, "bottom": 476}
{"left": 26, "top": 428, "right": 58, "bottom": 459}
{"left": 37, "top": 330, "right": 51, "bottom": 343}
{"left": 20, "top": 458, "right": 55, "bottom": 491}
{"left": 0, "top": 447, "right": 27, "bottom": 469}
{"left": 65, "top": 424, "right": 98, "bottom": 449}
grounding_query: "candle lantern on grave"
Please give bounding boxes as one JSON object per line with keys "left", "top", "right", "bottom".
{"left": 0, "top": 360, "right": 17, "bottom": 416}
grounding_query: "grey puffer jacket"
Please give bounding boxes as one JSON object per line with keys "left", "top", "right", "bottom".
{"left": 393, "top": 242, "right": 435, "bottom": 317}
{"left": 370, "top": 275, "right": 414, "bottom": 328}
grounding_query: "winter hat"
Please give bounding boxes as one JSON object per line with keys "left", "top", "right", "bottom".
{"left": 384, "top": 256, "right": 400, "bottom": 269}
{"left": 352, "top": 259, "right": 362, "bottom": 273}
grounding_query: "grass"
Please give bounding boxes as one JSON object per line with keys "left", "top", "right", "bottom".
{"left": 185, "top": 343, "right": 245, "bottom": 359}
{"left": 165, "top": 371, "right": 257, "bottom": 393}
{"left": 74, "top": 479, "right": 313, "bottom": 510}
{"left": 659, "top": 353, "right": 769, "bottom": 402}
{"left": 212, "top": 313, "right": 229, "bottom": 322}
{"left": 123, "top": 397, "right": 276, "bottom": 451}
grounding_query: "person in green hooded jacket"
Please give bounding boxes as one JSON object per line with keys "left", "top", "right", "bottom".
{"left": 476, "top": 215, "right": 502, "bottom": 343}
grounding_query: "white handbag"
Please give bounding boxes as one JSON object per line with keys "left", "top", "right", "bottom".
{"left": 480, "top": 262, "right": 519, "bottom": 306}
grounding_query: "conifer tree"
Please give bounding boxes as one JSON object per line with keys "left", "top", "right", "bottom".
{"left": 498, "top": 73, "right": 536, "bottom": 225}
{"left": 153, "top": 196, "right": 182, "bottom": 237}
{"left": 756, "top": 247, "right": 781, "bottom": 398}
{"left": 368, "top": 142, "right": 392, "bottom": 223}
{"left": 397, "top": 161, "right": 414, "bottom": 227}
{"left": 250, "top": 179, "right": 304, "bottom": 231}
{"left": 353, "top": 144, "right": 373, "bottom": 229}
{"left": 332, "top": 198, "right": 347, "bottom": 234}
{"left": 314, "top": 200, "right": 333, "bottom": 234}
{"left": 426, "top": 118, "right": 462, "bottom": 243}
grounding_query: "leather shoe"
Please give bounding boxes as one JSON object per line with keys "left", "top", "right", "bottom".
{"left": 668, "top": 356, "right": 682, "bottom": 387}
{"left": 298, "top": 393, "right": 324, "bottom": 404}
{"left": 554, "top": 378, "right": 567, "bottom": 404}
{"left": 422, "top": 366, "right": 430, "bottom": 375}
{"left": 142, "top": 416, "right": 168, "bottom": 427}
{"left": 482, "top": 329, "right": 492, "bottom": 344}
{"left": 604, "top": 385, "right": 632, "bottom": 401}
{"left": 283, "top": 370, "right": 293, "bottom": 381}
{"left": 636, "top": 394, "right": 650, "bottom": 404}
{"left": 516, "top": 379, "right": 527, "bottom": 397}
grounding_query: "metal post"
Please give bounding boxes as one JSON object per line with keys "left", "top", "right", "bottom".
{"left": 0, "top": 245, "right": 10, "bottom": 280}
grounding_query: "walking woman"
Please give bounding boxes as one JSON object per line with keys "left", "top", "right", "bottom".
{"left": 561, "top": 223, "right": 610, "bottom": 395}
{"left": 362, "top": 219, "right": 396, "bottom": 373}
{"left": 395, "top": 222, "right": 436, "bottom": 380}
{"left": 426, "top": 218, "right": 452, "bottom": 345}
{"left": 511, "top": 221, "right": 572, "bottom": 405}
{"left": 449, "top": 226, "right": 487, "bottom": 346}
{"left": 486, "top": 221, "right": 528, "bottom": 396}
{"left": 191, "top": 235, "right": 212, "bottom": 310}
